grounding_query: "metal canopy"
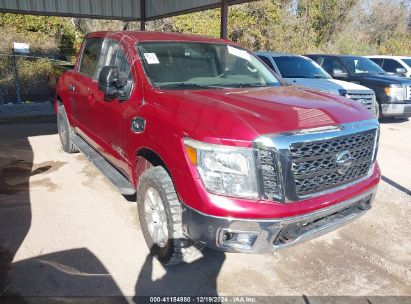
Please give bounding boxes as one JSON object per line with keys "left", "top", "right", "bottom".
{"left": 0, "top": 0, "right": 253, "bottom": 21}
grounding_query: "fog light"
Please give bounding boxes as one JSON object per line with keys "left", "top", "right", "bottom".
{"left": 220, "top": 230, "right": 259, "bottom": 250}
{"left": 223, "top": 232, "right": 234, "bottom": 241}
{"left": 236, "top": 233, "right": 256, "bottom": 244}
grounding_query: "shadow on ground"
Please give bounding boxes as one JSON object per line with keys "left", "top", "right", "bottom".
{"left": 379, "top": 117, "right": 409, "bottom": 124}
{"left": 0, "top": 123, "right": 51, "bottom": 293}
{"left": 0, "top": 123, "right": 225, "bottom": 302}
{"left": 134, "top": 249, "right": 225, "bottom": 301}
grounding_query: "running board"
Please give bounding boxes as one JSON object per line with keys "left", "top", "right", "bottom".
{"left": 71, "top": 134, "right": 136, "bottom": 196}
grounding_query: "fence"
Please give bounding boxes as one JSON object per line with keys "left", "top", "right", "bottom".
{"left": 0, "top": 53, "right": 72, "bottom": 104}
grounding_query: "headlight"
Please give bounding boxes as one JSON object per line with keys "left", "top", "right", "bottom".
{"left": 184, "top": 138, "right": 259, "bottom": 199}
{"left": 384, "top": 85, "right": 406, "bottom": 102}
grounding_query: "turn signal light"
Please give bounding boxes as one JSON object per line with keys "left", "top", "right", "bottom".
{"left": 184, "top": 145, "right": 197, "bottom": 165}
{"left": 384, "top": 87, "right": 391, "bottom": 96}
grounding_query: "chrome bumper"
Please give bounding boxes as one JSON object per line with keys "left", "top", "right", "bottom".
{"left": 182, "top": 188, "right": 376, "bottom": 253}
{"left": 381, "top": 102, "right": 411, "bottom": 117}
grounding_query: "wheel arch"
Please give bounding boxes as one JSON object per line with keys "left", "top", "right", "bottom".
{"left": 55, "top": 95, "right": 63, "bottom": 113}
{"left": 133, "top": 147, "right": 171, "bottom": 188}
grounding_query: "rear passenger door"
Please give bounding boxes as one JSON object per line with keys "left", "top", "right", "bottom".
{"left": 70, "top": 37, "right": 104, "bottom": 137}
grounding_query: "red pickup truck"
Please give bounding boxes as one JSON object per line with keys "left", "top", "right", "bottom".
{"left": 55, "top": 31, "right": 380, "bottom": 265}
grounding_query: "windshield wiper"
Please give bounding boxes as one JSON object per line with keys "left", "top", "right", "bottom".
{"left": 219, "top": 83, "right": 269, "bottom": 88}
{"left": 312, "top": 75, "right": 328, "bottom": 79}
{"left": 156, "top": 83, "right": 224, "bottom": 89}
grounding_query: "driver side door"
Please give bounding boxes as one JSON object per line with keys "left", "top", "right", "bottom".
{"left": 88, "top": 38, "right": 134, "bottom": 176}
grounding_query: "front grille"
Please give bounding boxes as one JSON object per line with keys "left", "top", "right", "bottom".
{"left": 290, "top": 130, "right": 376, "bottom": 196}
{"left": 345, "top": 92, "right": 375, "bottom": 113}
{"left": 406, "top": 86, "right": 411, "bottom": 100}
{"left": 258, "top": 149, "right": 282, "bottom": 200}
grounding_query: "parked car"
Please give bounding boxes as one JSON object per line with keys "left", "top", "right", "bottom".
{"left": 306, "top": 54, "right": 411, "bottom": 119}
{"left": 255, "top": 52, "right": 378, "bottom": 116}
{"left": 56, "top": 32, "right": 380, "bottom": 265}
{"left": 367, "top": 55, "right": 411, "bottom": 78}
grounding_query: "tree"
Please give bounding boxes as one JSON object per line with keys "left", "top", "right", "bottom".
{"left": 296, "top": 0, "right": 359, "bottom": 45}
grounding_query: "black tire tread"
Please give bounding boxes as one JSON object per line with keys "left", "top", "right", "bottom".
{"left": 58, "top": 105, "right": 78, "bottom": 154}
{"left": 138, "top": 166, "right": 203, "bottom": 265}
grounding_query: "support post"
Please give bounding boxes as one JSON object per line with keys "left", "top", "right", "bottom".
{"left": 220, "top": 0, "right": 228, "bottom": 39}
{"left": 140, "top": 0, "right": 146, "bottom": 31}
{"left": 11, "top": 51, "right": 22, "bottom": 104}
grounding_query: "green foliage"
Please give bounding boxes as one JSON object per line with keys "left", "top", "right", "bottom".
{"left": 228, "top": 1, "right": 283, "bottom": 50}
{"left": 297, "top": 0, "right": 358, "bottom": 45}
{"left": 0, "top": 13, "right": 76, "bottom": 56}
{"left": 171, "top": 10, "right": 221, "bottom": 38}
{"left": 1, "top": 0, "right": 410, "bottom": 59}
{"left": 157, "top": 0, "right": 411, "bottom": 55}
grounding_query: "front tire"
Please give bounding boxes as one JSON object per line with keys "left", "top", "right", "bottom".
{"left": 137, "top": 166, "right": 203, "bottom": 265}
{"left": 57, "top": 105, "right": 78, "bottom": 154}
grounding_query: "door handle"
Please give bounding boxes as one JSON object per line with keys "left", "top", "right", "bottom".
{"left": 68, "top": 84, "right": 76, "bottom": 92}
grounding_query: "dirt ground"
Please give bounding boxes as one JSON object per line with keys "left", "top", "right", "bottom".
{"left": 0, "top": 118, "right": 410, "bottom": 303}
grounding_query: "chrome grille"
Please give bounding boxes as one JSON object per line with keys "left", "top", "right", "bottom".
{"left": 258, "top": 149, "right": 282, "bottom": 200}
{"left": 345, "top": 92, "right": 375, "bottom": 113}
{"left": 290, "top": 130, "right": 376, "bottom": 196}
{"left": 255, "top": 120, "right": 379, "bottom": 203}
{"left": 406, "top": 86, "right": 411, "bottom": 100}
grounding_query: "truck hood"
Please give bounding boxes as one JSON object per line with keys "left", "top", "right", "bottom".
{"left": 355, "top": 73, "right": 411, "bottom": 85}
{"left": 152, "top": 85, "right": 372, "bottom": 146}
{"left": 285, "top": 78, "right": 372, "bottom": 95}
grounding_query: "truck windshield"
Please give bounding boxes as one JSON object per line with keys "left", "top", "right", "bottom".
{"left": 137, "top": 42, "right": 280, "bottom": 89}
{"left": 402, "top": 58, "right": 411, "bottom": 68}
{"left": 341, "top": 57, "right": 386, "bottom": 75}
{"left": 273, "top": 56, "right": 330, "bottom": 79}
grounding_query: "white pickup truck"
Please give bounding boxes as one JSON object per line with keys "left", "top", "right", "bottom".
{"left": 255, "top": 52, "right": 378, "bottom": 117}
{"left": 367, "top": 55, "right": 411, "bottom": 78}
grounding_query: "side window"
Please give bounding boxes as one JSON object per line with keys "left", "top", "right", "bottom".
{"left": 331, "top": 59, "right": 347, "bottom": 75}
{"left": 370, "top": 58, "right": 383, "bottom": 67}
{"left": 321, "top": 58, "right": 333, "bottom": 74}
{"left": 257, "top": 55, "right": 274, "bottom": 70}
{"left": 382, "top": 59, "right": 403, "bottom": 73}
{"left": 323, "top": 58, "right": 347, "bottom": 76}
{"left": 78, "top": 38, "right": 104, "bottom": 77}
{"left": 97, "top": 39, "right": 132, "bottom": 79}
{"left": 96, "top": 39, "right": 133, "bottom": 99}
{"left": 309, "top": 56, "right": 322, "bottom": 65}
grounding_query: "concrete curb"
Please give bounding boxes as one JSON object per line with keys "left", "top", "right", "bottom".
{"left": 0, "top": 102, "right": 54, "bottom": 119}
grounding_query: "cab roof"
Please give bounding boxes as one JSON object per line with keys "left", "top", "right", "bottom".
{"left": 255, "top": 51, "right": 310, "bottom": 59}
{"left": 86, "top": 31, "right": 231, "bottom": 45}
{"left": 367, "top": 55, "right": 411, "bottom": 60}
{"left": 306, "top": 54, "right": 366, "bottom": 59}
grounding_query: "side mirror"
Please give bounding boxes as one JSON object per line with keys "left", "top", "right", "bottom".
{"left": 98, "top": 66, "right": 128, "bottom": 101}
{"left": 395, "top": 67, "right": 407, "bottom": 76}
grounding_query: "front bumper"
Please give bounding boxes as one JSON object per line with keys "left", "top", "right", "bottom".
{"left": 182, "top": 188, "right": 376, "bottom": 253}
{"left": 381, "top": 102, "right": 411, "bottom": 117}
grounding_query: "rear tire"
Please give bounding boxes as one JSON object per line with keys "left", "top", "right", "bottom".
{"left": 137, "top": 166, "right": 203, "bottom": 265}
{"left": 57, "top": 105, "right": 78, "bottom": 154}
